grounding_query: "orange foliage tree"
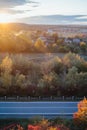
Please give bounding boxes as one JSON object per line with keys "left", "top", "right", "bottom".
{"left": 73, "top": 97, "right": 87, "bottom": 122}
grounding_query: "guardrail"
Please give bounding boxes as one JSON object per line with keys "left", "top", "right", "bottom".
{"left": 0, "top": 96, "right": 85, "bottom": 101}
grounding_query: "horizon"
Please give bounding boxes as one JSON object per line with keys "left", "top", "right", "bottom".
{"left": 0, "top": 0, "right": 87, "bottom": 25}
{"left": 1, "top": 22, "right": 87, "bottom": 26}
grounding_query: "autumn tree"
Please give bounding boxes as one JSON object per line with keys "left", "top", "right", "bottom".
{"left": 15, "top": 73, "right": 26, "bottom": 88}
{"left": 80, "top": 42, "right": 87, "bottom": 53}
{"left": 39, "top": 118, "right": 50, "bottom": 130}
{"left": 52, "top": 33, "right": 58, "bottom": 42}
{"left": 18, "top": 33, "right": 33, "bottom": 52}
{"left": 73, "top": 98, "right": 87, "bottom": 129}
{"left": 38, "top": 72, "right": 61, "bottom": 96}
{"left": 41, "top": 57, "right": 64, "bottom": 75}
{"left": 0, "top": 56, "right": 13, "bottom": 89}
{"left": 35, "top": 38, "right": 46, "bottom": 52}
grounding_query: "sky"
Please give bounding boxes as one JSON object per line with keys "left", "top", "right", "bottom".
{"left": 0, "top": 0, "right": 87, "bottom": 24}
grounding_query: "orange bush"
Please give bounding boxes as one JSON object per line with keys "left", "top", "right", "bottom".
{"left": 47, "top": 126, "right": 57, "bottom": 130}
{"left": 28, "top": 125, "right": 41, "bottom": 130}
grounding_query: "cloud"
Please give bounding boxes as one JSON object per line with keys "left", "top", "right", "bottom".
{"left": 0, "top": 0, "right": 38, "bottom": 8}
{"left": 0, "top": 0, "right": 39, "bottom": 15}
{"left": 5, "top": 9, "right": 27, "bottom": 14}
{"left": 0, "top": 0, "right": 26, "bottom": 8}
{"left": 20, "top": 15, "right": 87, "bottom": 25}
{"left": 76, "top": 16, "right": 87, "bottom": 20}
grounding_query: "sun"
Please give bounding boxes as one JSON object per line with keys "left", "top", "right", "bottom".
{"left": 0, "top": 13, "right": 14, "bottom": 23}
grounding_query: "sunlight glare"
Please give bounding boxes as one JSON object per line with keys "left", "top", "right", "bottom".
{"left": 0, "top": 13, "right": 14, "bottom": 23}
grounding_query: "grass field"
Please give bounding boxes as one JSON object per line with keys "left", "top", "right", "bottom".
{"left": 0, "top": 53, "right": 86, "bottom": 63}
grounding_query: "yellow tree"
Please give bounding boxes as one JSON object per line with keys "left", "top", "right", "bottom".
{"left": 35, "top": 38, "right": 46, "bottom": 52}
{"left": 39, "top": 118, "right": 50, "bottom": 130}
{"left": 80, "top": 42, "right": 87, "bottom": 53}
{"left": 0, "top": 56, "right": 13, "bottom": 88}
{"left": 16, "top": 74, "right": 26, "bottom": 88}
{"left": 1, "top": 56, "right": 12, "bottom": 73}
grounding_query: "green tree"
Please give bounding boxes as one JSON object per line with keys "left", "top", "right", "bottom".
{"left": 38, "top": 72, "right": 60, "bottom": 87}
{"left": 76, "top": 72, "right": 87, "bottom": 96}
{"left": 65, "top": 66, "right": 78, "bottom": 95}
{"left": 63, "top": 52, "right": 87, "bottom": 72}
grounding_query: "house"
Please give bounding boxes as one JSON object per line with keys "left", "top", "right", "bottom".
{"left": 46, "top": 36, "right": 55, "bottom": 44}
{"left": 72, "top": 38, "right": 81, "bottom": 44}
{"left": 47, "top": 29, "right": 54, "bottom": 35}
{"left": 39, "top": 35, "right": 55, "bottom": 44}
{"left": 64, "top": 38, "right": 72, "bottom": 43}
{"left": 39, "top": 36, "right": 47, "bottom": 43}
{"left": 82, "top": 38, "right": 87, "bottom": 43}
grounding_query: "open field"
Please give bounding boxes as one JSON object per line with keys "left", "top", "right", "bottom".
{"left": 0, "top": 53, "right": 87, "bottom": 63}
{"left": 0, "top": 53, "right": 66, "bottom": 63}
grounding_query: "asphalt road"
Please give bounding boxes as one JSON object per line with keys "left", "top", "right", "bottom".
{"left": 0, "top": 102, "right": 78, "bottom": 119}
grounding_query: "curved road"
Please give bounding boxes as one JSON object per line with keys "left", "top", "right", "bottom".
{"left": 0, "top": 102, "right": 78, "bottom": 119}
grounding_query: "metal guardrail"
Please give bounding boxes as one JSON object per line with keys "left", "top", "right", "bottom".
{"left": 0, "top": 96, "right": 85, "bottom": 101}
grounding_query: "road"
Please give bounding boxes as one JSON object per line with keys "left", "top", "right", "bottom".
{"left": 0, "top": 102, "right": 78, "bottom": 119}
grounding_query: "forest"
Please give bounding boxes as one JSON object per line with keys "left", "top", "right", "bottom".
{"left": 0, "top": 52, "right": 87, "bottom": 97}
